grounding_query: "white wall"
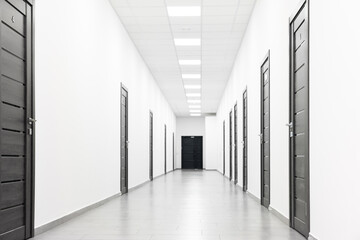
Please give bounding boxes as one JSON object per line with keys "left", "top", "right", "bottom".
{"left": 35, "top": 0, "right": 176, "bottom": 228}
{"left": 309, "top": 1, "right": 360, "bottom": 239}
{"left": 205, "top": 116, "right": 219, "bottom": 170}
{"left": 176, "top": 117, "right": 205, "bottom": 169}
{"left": 214, "top": 0, "right": 300, "bottom": 219}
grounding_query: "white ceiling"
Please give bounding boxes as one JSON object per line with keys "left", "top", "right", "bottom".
{"left": 109, "top": 0, "right": 256, "bottom": 116}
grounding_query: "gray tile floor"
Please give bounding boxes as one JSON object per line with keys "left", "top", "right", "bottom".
{"left": 31, "top": 170, "right": 305, "bottom": 240}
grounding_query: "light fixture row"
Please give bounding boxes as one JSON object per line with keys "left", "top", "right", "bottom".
{"left": 167, "top": 6, "right": 202, "bottom": 117}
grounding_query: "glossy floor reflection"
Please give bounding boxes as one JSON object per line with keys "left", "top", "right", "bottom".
{"left": 31, "top": 170, "right": 305, "bottom": 240}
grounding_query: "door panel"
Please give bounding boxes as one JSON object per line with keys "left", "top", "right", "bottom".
{"left": 234, "top": 104, "right": 238, "bottom": 185}
{"left": 0, "top": 1, "right": 34, "bottom": 239}
{"left": 181, "top": 137, "right": 203, "bottom": 169}
{"left": 223, "top": 121, "right": 225, "bottom": 175}
{"left": 289, "top": 1, "right": 310, "bottom": 238}
{"left": 120, "top": 85, "right": 128, "bottom": 194}
{"left": 242, "top": 90, "right": 248, "bottom": 191}
{"left": 260, "top": 52, "right": 270, "bottom": 208}
{"left": 164, "top": 125, "right": 167, "bottom": 174}
{"left": 149, "top": 112, "right": 153, "bottom": 180}
{"left": 229, "top": 111, "right": 232, "bottom": 181}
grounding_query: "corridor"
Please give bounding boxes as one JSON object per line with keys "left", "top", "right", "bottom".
{"left": 32, "top": 171, "right": 304, "bottom": 240}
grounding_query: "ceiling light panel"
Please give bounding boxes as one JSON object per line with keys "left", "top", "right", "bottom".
{"left": 189, "top": 105, "right": 201, "bottom": 109}
{"left": 186, "top": 93, "right": 201, "bottom": 97}
{"left": 179, "top": 60, "right": 201, "bottom": 65}
{"left": 188, "top": 99, "right": 201, "bottom": 103}
{"left": 182, "top": 74, "right": 201, "bottom": 79}
{"left": 167, "top": 6, "right": 201, "bottom": 16}
{"left": 190, "top": 113, "right": 201, "bottom": 117}
{"left": 174, "top": 38, "right": 201, "bottom": 46}
{"left": 184, "top": 85, "right": 201, "bottom": 89}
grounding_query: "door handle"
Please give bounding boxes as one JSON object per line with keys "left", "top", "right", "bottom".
{"left": 286, "top": 122, "right": 293, "bottom": 127}
{"left": 29, "top": 117, "right": 37, "bottom": 124}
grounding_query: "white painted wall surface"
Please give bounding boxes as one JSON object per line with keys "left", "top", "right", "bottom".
{"left": 215, "top": 0, "right": 300, "bottom": 220}
{"left": 176, "top": 118, "right": 205, "bottom": 169}
{"left": 309, "top": 1, "right": 360, "bottom": 239}
{"left": 34, "top": 0, "right": 175, "bottom": 228}
{"left": 205, "top": 116, "right": 219, "bottom": 170}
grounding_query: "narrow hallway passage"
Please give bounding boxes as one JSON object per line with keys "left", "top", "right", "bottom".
{"left": 32, "top": 171, "right": 304, "bottom": 240}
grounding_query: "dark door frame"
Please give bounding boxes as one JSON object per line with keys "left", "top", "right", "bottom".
{"left": 229, "top": 111, "right": 233, "bottom": 181}
{"left": 149, "top": 111, "right": 153, "bottom": 181}
{"left": 172, "top": 132, "right": 175, "bottom": 171}
{"left": 27, "top": 1, "right": 35, "bottom": 237}
{"left": 120, "top": 83, "right": 128, "bottom": 194}
{"left": 260, "top": 50, "right": 270, "bottom": 208}
{"left": 242, "top": 88, "right": 248, "bottom": 192}
{"left": 234, "top": 103, "right": 238, "bottom": 185}
{"left": 223, "top": 121, "right": 225, "bottom": 175}
{"left": 0, "top": 1, "right": 35, "bottom": 237}
{"left": 164, "top": 124, "right": 167, "bottom": 174}
{"left": 289, "top": 0, "right": 310, "bottom": 237}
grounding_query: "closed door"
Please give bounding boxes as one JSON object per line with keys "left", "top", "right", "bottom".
{"left": 149, "top": 111, "right": 153, "bottom": 181}
{"left": 242, "top": 89, "right": 248, "bottom": 191}
{"left": 164, "top": 124, "right": 166, "bottom": 174}
{"left": 0, "top": 1, "right": 35, "bottom": 239}
{"left": 234, "top": 104, "right": 238, "bottom": 185}
{"left": 181, "top": 136, "right": 203, "bottom": 169}
{"left": 223, "top": 121, "right": 225, "bottom": 175}
{"left": 289, "top": 1, "right": 310, "bottom": 237}
{"left": 260, "top": 52, "right": 270, "bottom": 208}
{"left": 172, "top": 132, "right": 175, "bottom": 170}
{"left": 229, "top": 111, "right": 232, "bottom": 181}
{"left": 120, "top": 84, "right": 128, "bottom": 194}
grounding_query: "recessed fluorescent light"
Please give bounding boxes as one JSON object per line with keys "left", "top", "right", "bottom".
{"left": 167, "top": 6, "right": 201, "bottom": 17}
{"left": 184, "top": 85, "right": 201, "bottom": 89}
{"left": 186, "top": 93, "right": 201, "bottom": 97}
{"left": 189, "top": 105, "right": 201, "bottom": 109}
{"left": 174, "top": 39, "right": 201, "bottom": 46}
{"left": 190, "top": 109, "right": 201, "bottom": 113}
{"left": 190, "top": 113, "right": 201, "bottom": 117}
{"left": 187, "top": 99, "right": 201, "bottom": 104}
{"left": 179, "top": 60, "right": 201, "bottom": 65}
{"left": 182, "top": 74, "right": 201, "bottom": 79}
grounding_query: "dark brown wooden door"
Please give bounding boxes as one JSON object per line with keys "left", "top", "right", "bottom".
{"left": 242, "top": 89, "right": 248, "bottom": 191}
{"left": 289, "top": 0, "right": 310, "bottom": 237}
{"left": 234, "top": 104, "right": 238, "bottom": 185}
{"left": 260, "top": 52, "right": 270, "bottom": 208}
{"left": 0, "top": 0, "right": 34, "bottom": 239}
{"left": 149, "top": 111, "right": 153, "bottom": 181}
{"left": 120, "top": 84, "right": 128, "bottom": 194}
{"left": 229, "top": 111, "right": 232, "bottom": 181}
{"left": 164, "top": 124, "right": 166, "bottom": 174}
{"left": 223, "top": 121, "right": 225, "bottom": 175}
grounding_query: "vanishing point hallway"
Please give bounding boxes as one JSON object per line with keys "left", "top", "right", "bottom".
{"left": 32, "top": 171, "right": 304, "bottom": 240}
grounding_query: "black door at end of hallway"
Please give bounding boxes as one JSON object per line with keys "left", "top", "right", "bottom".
{"left": 289, "top": 0, "right": 310, "bottom": 237}
{"left": 120, "top": 84, "right": 128, "bottom": 194}
{"left": 0, "top": 1, "right": 35, "bottom": 239}
{"left": 260, "top": 51, "right": 270, "bottom": 208}
{"left": 181, "top": 136, "right": 203, "bottom": 169}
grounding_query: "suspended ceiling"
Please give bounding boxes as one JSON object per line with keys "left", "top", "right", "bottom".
{"left": 109, "top": 0, "right": 256, "bottom": 116}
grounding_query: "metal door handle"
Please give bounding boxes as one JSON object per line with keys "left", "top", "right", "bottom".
{"left": 286, "top": 122, "right": 293, "bottom": 127}
{"left": 29, "top": 117, "right": 37, "bottom": 124}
